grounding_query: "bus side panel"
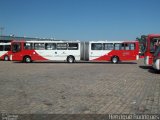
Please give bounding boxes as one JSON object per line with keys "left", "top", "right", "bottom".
{"left": 35, "top": 44, "right": 81, "bottom": 61}
{"left": 0, "top": 51, "right": 8, "bottom": 60}
{"left": 12, "top": 50, "right": 47, "bottom": 61}
{"left": 88, "top": 42, "right": 139, "bottom": 61}
{"left": 88, "top": 42, "right": 111, "bottom": 61}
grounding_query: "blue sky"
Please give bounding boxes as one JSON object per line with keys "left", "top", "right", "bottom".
{"left": 0, "top": 0, "right": 160, "bottom": 41}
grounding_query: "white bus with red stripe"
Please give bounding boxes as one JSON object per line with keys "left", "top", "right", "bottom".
{"left": 10, "top": 40, "right": 139, "bottom": 63}
{"left": 11, "top": 40, "right": 80, "bottom": 63}
{"left": 0, "top": 42, "right": 11, "bottom": 61}
{"left": 88, "top": 41, "right": 139, "bottom": 63}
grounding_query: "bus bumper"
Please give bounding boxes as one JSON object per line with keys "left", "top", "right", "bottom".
{"left": 152, "top": 59, "right": 160, "bottom": 70}
{"left": 136, "top": 55, "right": 139, "bottom": 60}
{"left": 10, "top": 55, "right": 12, "bottom": 61}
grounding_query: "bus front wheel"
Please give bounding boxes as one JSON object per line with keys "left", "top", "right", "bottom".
{"left": 111, "top": 56, "right": 119, "bottom": 64}
{"left": 23, "top": 56, "right": 32, "bottom": 63}
{"left": 4, "top": 56, "right": 9, "bottom": 61}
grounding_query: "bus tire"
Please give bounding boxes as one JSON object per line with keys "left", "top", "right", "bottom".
{"left": 23, "top": 56, "right": 32, "bottom": 63}
{"left": 4, "top": 55, "right": 9, "bottom": 61}
{"left": 67, "top": 56, "right": 75, "bottom": 63}
{"left": 111, "top": 56, "right": 119, "bottom": 64}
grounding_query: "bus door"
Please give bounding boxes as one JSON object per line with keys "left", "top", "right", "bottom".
{"left": 89, "top": 43, "right": 107, "bottom": 61}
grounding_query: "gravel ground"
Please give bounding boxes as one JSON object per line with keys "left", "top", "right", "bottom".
{"left": 0, "top": 59, "right": 160, "bottom": 114}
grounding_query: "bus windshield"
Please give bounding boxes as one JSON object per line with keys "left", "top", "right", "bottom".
{"left": 154, "top": 46, "right": 160, "bottom": 57}
{"left": 12, "top": 42, "right": 21, "bottom": 52}
{"left": 150, "top": 38, "right": 160, "bottom": 53}
{"left": 140, "top": 36, "right": 147, "bottom": 54}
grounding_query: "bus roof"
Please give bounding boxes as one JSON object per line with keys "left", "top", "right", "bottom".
{"left": 148, "top": 34, "right": 160, "bottom": 37}
{"left": 89, "top": 40, "right": 138, "bottom": 43}
{"left": 12, "top": 40, "right": 80, "bottom": 43}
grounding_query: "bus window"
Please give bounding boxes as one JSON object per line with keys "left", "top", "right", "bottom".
{"left": 12, "top": 43, "right": 21, "bottom": 52}
{"left": 150, "top": 38, "right": 159, "bottom": 52}
{"left": 103, "top": 43, "right": 114, "bottom": 50}
{"left": 68, "top": 43, "right": 78, "bottom": 50}
{"left": 125, "top": 43, "right": 130, "bottom": 50}
{"left": 0, "top": 45, "right": 3, "bottom": 51}
{"left": 121, "top": 43, "right": 125, "bottom": 50}
{"left": 154, "top": 46, "right": 160, "bottom": 57}
{"left": 34, "top": 43, "right": 45, "bottom": 50}
{"left": 45, "top": 43, "right": 56, "bottom": 50}
{"left": 57, "top": 43, "right": 67, "bottom": 50}
{"left": 114, "top": 43, "right": 121, "bottom": 50}
{"left": 4, "top": 45, "right": 11, "bottom": 51}
{"left": 24, "top": 43, "right": 33, "bottom": 50}
{"left": 129, "top": 43, "right": 135, "bottom": 50}
{"left": 91, "top": 43, "right": 102, "bottom": 50}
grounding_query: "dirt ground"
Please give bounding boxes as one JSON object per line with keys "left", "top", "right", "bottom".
{"left": 0, "top": 59, "right": 160, "bottom": 114}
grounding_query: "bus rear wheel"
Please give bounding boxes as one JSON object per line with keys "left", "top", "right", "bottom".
{"left": 67, "top": 56, "right": 75, "bottom": 63}
{"left": 4, "top": 56, "right": 9, "bottom": 61}
{"left": 111, "top": 56, "right": 119, "bottom": 64}
{"left": 23, "top": 56, "right": 32, "bottom": 63}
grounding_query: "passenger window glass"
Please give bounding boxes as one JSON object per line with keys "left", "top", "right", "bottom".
{"left": 68, "top": 43, "right": 78, "bottom": 50}
{"left": 91, "top": 43, "right": 102, "bottom": 50}
{"left": 57, "top": 43, "right": 67, "bottom": 50}
{"left": 45, "top": 43, "right": 56, "bottom": 50}
{"left": 121, "top": 43, "right": 125, "bottom": 50}
{"left": 24, "top": 43, "right": 33, "bottom": 50}
{"left": 114, "top": 43, "right": 121, "bottom": 50}
{"left": 130, "top": 43, "right": 135, "bottom": 50}
{"left": 34, "top": 43, "right": 45, "bottom": 50}
{"left": 103, "top": 43, "right": 114, "bottom": 50}
{"left": 125, "top": 43, "right": 129, "bottom": 50}
{"left": 0, "top": 45, "right": 3, "bottom": 51}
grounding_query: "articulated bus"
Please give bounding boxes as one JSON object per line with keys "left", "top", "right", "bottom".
{"left": 10, "top": 40, "right": 139, "bottom": 63}
{"left": 139, "top": 34, "right": 160, "bottom": 65}
{"left": 0, "top": 42, "right": 11, "bottom": 61}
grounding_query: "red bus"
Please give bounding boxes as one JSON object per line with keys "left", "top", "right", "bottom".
{"left": 0, "top": 42, "right": 11, "bottom": 61}
{"left": 10, "top": 40, "right": 139, "bottom": 63}
{"left": 139, "top": 34, "right": 160, "bottom": 65}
